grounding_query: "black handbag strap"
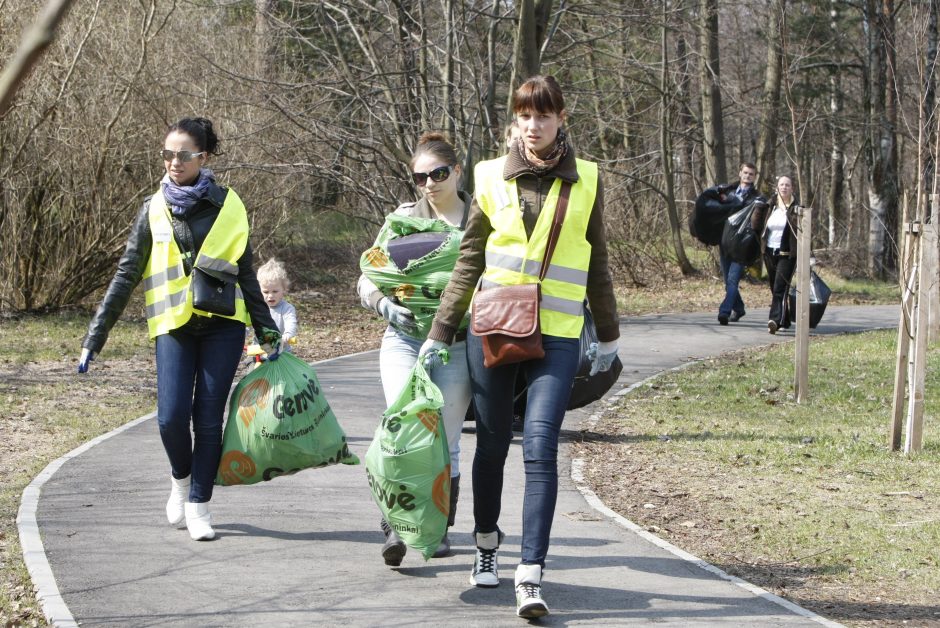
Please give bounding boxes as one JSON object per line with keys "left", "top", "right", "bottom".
{"left": 538, "top": 181, "right": 572, "bottom": 282}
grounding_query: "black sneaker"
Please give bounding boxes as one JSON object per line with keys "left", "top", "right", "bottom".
{"left": 380, "top": 519, "right": 406, "bottom": 567}
{"left": 718, "top": 315, "right": 729, "bottom": 326}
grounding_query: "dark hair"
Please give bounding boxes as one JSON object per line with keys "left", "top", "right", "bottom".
{"left": 166, "top": 117, "right": 222, "bottom": 156}
{"left": 512, "top": 75, "right": 565, "bottom": 115}
{"left": 740, "top": 161, "right": 757, "bottom": 172}
{"left": 410, "top": 131, "right": 459, "bottom": 169}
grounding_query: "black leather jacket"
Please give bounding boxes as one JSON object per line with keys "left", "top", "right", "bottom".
{"left": 82, "top": 181, "right": 276, "bottom": 353}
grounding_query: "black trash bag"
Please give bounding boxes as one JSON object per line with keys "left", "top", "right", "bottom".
{"left": 568, "top": 304, "right": 623, "bottom": 410}
{"left": 720, "top": 198, "right": 767, "bottom": 266}
{"left": 788, "top": 270, "right": 832, "bottom": 328}
{"left": 690, "top": 185, "right": 743, "bottom": 246}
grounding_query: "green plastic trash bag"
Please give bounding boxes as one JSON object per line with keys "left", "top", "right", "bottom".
{"left": 365, "top": 359, "right": 451, "bottom": 560}
{"left": 359, "top": 213, "right": 468, "bottom": 339}
{"left": 216, "top": 353, "right": 359, "bottom": 486}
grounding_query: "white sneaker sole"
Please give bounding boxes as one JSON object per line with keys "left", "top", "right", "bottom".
{"left": 517, "top": 601, "right": 549, "bottom": 618}
{"left": 469, "top": 573, "right": 499, "bottom": 588}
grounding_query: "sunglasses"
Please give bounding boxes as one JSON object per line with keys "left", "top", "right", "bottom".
{"left": 160, "top": 149, "right": 205, "bottom": 162}
{"left": 411, "top": 165, "right": 454, "bottom": 186}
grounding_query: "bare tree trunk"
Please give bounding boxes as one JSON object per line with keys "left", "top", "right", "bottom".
{"left": 442, "top": 0, "right": 455, "bottom": 136}
{"left": 828, "top": 70, "right": 845, "bottom": 246}
{"left": 699, "top": 0, "right": 727, "bottom": 185}
{"left": 661, "top": 0, "right": 695, "bottom": 275}
{"left": 0, "top": 0, "right": 78, "bottom": 116}
{"left": 867, "top": 0, "right": 899, "bottom": 277}
{"left": 506, "top": 0, "right": 553, "bottom": 113}
{"left": 676, "top": 34, "right": 700, "bottom": 203}
{"left": 755, "top": 0, "right": 785, "bottom": 194}
{"left": 921, "top": 0, "right": 939, "bottom": 202}
{"left": 254, "top": 0, "right": 277, "bottom": 82}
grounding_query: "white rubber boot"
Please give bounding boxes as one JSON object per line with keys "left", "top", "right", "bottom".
{"left": 165, "top": 476, "right": 190, "bottom": 525}
{"left": 184, "top": 502, "right": 215, "bottom": 541}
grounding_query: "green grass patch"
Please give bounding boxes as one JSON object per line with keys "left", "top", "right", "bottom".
{"left": 585, "top": 329, "right": 940, "bottom": 617}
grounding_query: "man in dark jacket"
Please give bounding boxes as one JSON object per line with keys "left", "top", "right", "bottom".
{"left": 717, "top": 162, "right": 760, "bottom": 325}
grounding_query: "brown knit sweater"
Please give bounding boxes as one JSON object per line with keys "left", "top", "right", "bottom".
{"left": 428, "top": 146, "right": 620, "bottom": 344}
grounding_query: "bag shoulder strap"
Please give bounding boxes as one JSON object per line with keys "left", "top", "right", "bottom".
{"left": 538, "top": 181, "right": 572, "bottom": 282}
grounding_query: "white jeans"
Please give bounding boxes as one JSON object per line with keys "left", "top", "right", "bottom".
{"left": 379, "top": 327, "right": 470, "bottom": 477}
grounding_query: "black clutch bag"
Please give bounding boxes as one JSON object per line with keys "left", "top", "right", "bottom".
{"left": 192, "top": 267, "right": 236, "bottom": 316}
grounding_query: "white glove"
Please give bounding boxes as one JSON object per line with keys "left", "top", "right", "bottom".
{"left": 77, "top": 348, "right": 97, "bottom": 374}
{"left": 586, "top": 339, "right": 619, "bottom": 376}
{"left": 377, "top": 297, "right": 417, "bottom": 336}
{"left": 419, "top": 338, "right": 449, "bottom": 369}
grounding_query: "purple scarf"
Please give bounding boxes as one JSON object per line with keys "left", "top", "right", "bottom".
{"left": 161, "top": 168, "right": 216, "bottom": 218}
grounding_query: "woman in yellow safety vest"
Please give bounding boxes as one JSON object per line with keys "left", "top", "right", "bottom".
{"left": 420, "top": 76, "right": 620, "bottom": 618}
{"left": 78, "top": 117, "right": 280, "bottom": 542}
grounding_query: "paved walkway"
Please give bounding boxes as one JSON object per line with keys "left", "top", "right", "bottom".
{"left": 20, "top": 305, "right": 898, "bottom": 627}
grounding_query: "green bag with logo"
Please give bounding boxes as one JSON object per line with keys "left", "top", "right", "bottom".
{"left": 216, "top": 352, "right": 359, "bottom": 486}
{"left": 359, "top": 213, "right": 467, "bottom": 339}
{"left": 365, "top": 359, "right": 451, "bottom": 560}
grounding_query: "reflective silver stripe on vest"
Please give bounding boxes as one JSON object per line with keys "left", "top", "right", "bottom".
{"left": 479, "top": 278, "right": 584, "bottom": 317}
{"left": 196, "top": 254, "right": 239, "bottom": 275}
{"left": 235, "top": 286, "right": 243, "bottom": 300}
{"left": 541, "top": 293, "right": 585, "bottom": 316}
{"left": 143, "top": 263, "right": 185, "bottom": 293}
{"left": 146, "top": 286, "right": 188, "bottom": 319}
{"left": 485, "top": 250, "right": 588, "bottom": 286}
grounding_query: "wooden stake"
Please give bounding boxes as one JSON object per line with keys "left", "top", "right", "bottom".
{"left": 890, "top": 224, "right": 917, "bottom": 450}
{"left": 906, "top": 221, "right": 935, "bottom": 453}
{"left": 794, "top": 207, "right": 812, "bottom": 403}
{"left": 929, "top": 195, "right": 940, "bottom": 342}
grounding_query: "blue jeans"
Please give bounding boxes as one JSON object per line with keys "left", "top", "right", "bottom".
{"left": 155, "top": 319, "right": 245, "bottom": 503}
{"left": 719, "top": 250, "right": 746, "bottom": 318}
{"left": 378, "top": 327, "right": 471, "bottom": 476}
{"left": 467, "top": 331, "right": 580, "bottom": 567}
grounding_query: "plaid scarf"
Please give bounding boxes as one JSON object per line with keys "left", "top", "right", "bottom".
{"left": 517, "top": 128, "right": 569, "bottom": 175}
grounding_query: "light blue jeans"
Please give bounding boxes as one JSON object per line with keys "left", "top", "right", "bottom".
{"left": 379, "top": 327, "right": 470, "bottom": 477}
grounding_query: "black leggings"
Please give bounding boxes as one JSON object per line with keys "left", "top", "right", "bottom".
{"left": 764, "top": 251, "right": 795, "bottom": 327}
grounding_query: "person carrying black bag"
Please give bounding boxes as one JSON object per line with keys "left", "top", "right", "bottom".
{"left": 715, "top": 162, "right": 761, "bottom": 325}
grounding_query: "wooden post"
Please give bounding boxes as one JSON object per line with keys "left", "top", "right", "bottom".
{"left": 890, "top": 223, "right": 918, "bottom": 450}
{"left": 928, "top": 194, "right": 940, "bottom": 342}
{"left": 906, "top": 221, "right": 935, "bottom": 453}
{"left": 794, "top": 206, "right": 812, "bottom": 403}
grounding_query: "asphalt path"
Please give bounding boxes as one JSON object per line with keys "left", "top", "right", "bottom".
{"left": 21, "top": 305, "right": 898, "bottom": 627}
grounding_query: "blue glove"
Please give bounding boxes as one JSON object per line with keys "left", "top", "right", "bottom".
{"left": 419, "top": 338, "right": 449, "bottom": 370}
{"left": 378, "top": 297, "right": 417, "bottom": 336}
{"left": 77, "top": 348, "right": 96, "bottom": 374}
{"left": 586, "top": 340, "right": 619, "bottom": 376}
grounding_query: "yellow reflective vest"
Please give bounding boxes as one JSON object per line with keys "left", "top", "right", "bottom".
{"left": 475, "top": 156, "right": 598, "bottom": 338}
{"left": 143, "top": 189, "right": 251, "bottom": 338}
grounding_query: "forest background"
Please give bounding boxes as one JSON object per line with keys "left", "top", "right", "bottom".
{"left": 1, "top": 1, "right": 938, "bottom": 625}
{"left": 1, "top": 0, "right": 938, "bottom": 313}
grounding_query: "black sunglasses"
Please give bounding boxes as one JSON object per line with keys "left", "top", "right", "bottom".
{"left": 412, "top": 165, "right": 454, "bottom": 186}
{"left": 161, "top": 149, "right": 205, "bottom": 163}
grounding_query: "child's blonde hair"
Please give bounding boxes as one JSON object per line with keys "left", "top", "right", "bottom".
{"left": 257, "top": 258, "right": 291, "bottom": 291}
